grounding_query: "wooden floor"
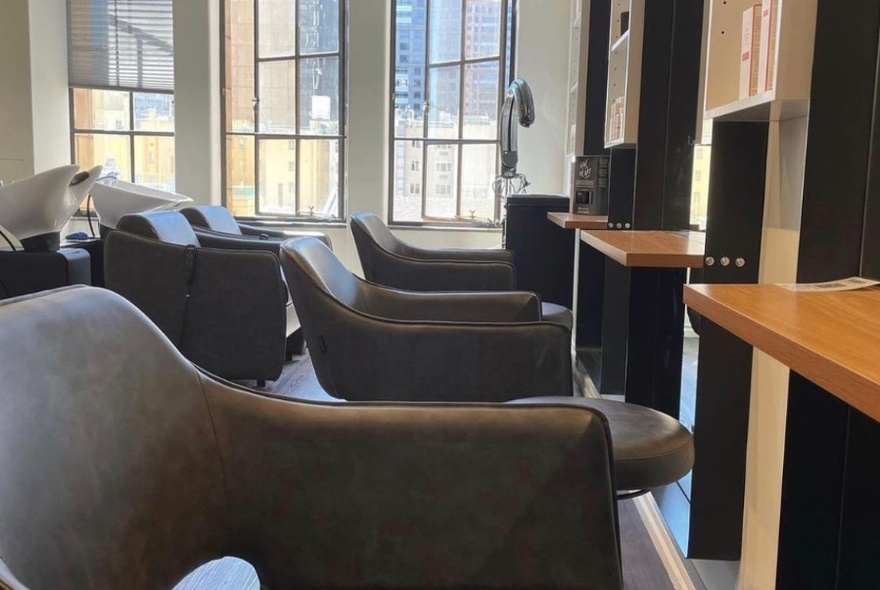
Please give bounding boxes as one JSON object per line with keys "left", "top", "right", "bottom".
{"left": 174, "top": 352, "right": 676, "bottom": 590}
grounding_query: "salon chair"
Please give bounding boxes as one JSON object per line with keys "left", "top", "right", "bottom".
{"left": 281, "top": 237, "right": 695, "bottom": 494}
{"left": 181, "top": 205, "right": 332, "bottom": 252}
{"left": 104, "top": 211, "right": 298, "bottom": 383}
{"left": 0, "top": 286, "right": 623, "bottom": 590}
{"left": 281, "top": 236, "right": 572, "bottom": 402}
{"left": 349, "top": 211, "right": 572, "bottom": 329}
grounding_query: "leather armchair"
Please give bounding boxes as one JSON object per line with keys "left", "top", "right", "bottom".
{"left": 181, "top": 204, "right": 332, "bottom": 253}
{"left": 0, "top": 286, "right": 623, "bottom": 590}
{"left": 104, "top": 210, "right": 296, "bottom": 382}
{"left": 350, "top": 211, "right": 572, "bottom": 328}
{"left": 280, "top": 236, "right": 573, "bottom": 402}
{"left": 351, "top": 210, "right": 515, "bottom": 291}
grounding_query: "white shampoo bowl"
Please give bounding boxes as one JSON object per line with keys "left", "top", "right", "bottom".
{"left": 90, "top": 181, "right": 193, "bottom": 231}
{"left": 0, "top": 165, "right": 95, "bottom": 251}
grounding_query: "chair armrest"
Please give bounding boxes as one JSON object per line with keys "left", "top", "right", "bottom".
{"left": 365, "top": 287, "right": 542, "bottom": 323}
{"left": 183, "top": 247, "right": 289, "bottom": 380}
{"left": 194, "top": 230, "right": 283, "bottom": 256}
{"left": 369, "top": 247, "right": 516, "bottom": 291}
{"left": 203, "top": 380, "right": 622, "bottom": 590}
{"left": 405, "top": 244, "right": 514, "bottom": 263}
{"left": 314, "top": 312, "right": 571, "bottom": 402}
{"left": 238, "top": 223, "right": 334, "bottom": 249}
{"left": 238, "top": 223, "right": 289, "bottom": 238}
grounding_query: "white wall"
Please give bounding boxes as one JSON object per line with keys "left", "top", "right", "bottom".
{"left": 513, "top": 0, "right": 571, "bottom": 195}
{"left": 0, "top": 0, "right": 70, "bottom": 182}
{"left": 173, "top": 0, "right": 222, "bottom": 207}
{"left": 28, "top": 0, "right": 71, "bottom": 173}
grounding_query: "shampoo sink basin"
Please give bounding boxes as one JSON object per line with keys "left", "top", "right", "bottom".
{"left": 90, "top": 181, "right": 193, "bottom": 233}
{"left": 0, "top": 165, "right": 103, "bottom": 251}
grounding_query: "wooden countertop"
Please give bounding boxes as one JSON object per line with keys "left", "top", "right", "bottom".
{"left": 546, "top": 212, "right": 609, "bottom": 230}
{"left": 580, "top": 230, "right": 705, "bottom": 268}
{"left": 684, "top": 283, "right": 880, "bottom": 423}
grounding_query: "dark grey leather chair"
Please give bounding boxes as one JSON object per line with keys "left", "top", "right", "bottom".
{"left": 282, "top": 237, "right": 695, "bottom": 494}
{"left": 350, "top": 211, "right": 572, "bottom": 329}
{"left": 0, "top": 286, "right": 623, "bottom": 590}
{"left": 281, "top": 236, "right": 572, "bottom": 402}
{"left": 104, "top": 210, "right": 298, "bottom": 383}
{"left": 181, "top": 204, "right": 332, "bottom": 251}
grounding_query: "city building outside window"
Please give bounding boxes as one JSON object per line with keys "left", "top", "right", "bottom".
{"left": 390, "top": 0, "right": 515, "bottom": 226}
{"left": 222, "top": 0, "right": 346, "bottom": 221}
{"left": 67, "top": 0, "right": 176, "bottom": 200}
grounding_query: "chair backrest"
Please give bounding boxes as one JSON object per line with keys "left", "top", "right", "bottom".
{"left": 180, "top": 205, "right": 243, "bottom": 235}
{"left": 281, "top": 236, "right": 365, "bottom": 310}
{"left": 117, "top": 210, "right": 201, "bottom": 246}
{"left": 0, "top": 287, "right": 227, "bottom": 589}
{"left": 350, "top": 212, "right": 409, "bottom": 282}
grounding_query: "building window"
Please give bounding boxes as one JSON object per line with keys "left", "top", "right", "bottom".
{"left": 222, "top": 0, "right": 346, "bottom": 221}
{"left": 390, "top": 0, "right": 515, "bottom": 225}
{"left": 70, "top": 89, "right": 176, "bottom": 195}
{"left": 68, "top": 0, "right": 175, "bottom": 198}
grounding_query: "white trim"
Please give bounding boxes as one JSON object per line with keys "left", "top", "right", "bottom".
{"left": 634, "top": 494, "right": 699, "bottom": 590}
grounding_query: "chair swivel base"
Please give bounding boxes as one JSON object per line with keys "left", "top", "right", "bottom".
{"left": 507, "top": 396, "right": 694, "bottom": 494}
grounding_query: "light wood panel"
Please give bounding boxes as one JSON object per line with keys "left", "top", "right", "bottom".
{"left": 547, "top": 212, "right": 610, "bottom": 230}
{"left": 684, "top": 283, "right": 880, "bottom": 423}
{"left": 581, "top": 230, "right": 705, "bottom": 267}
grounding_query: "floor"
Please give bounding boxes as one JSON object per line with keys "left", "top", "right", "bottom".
{"left": 173, "top": 351, "right": 678, "bottom": 590}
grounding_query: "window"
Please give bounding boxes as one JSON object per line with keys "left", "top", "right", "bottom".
{"left": 390, "top": 0, "right": 515, "bottom": 225}
{"left": 222, "top": 0, "right": 346, "bottom": 221}
{"left": 67, "top": 0, "right": 175, "bottom": 194}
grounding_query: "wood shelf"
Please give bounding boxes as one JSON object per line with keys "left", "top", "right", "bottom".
{"left": 580, "top": 230, "right": 705, "bottom": 268}
{"left": 703, "top": 0, "right": 817, "bottom": 121}
{"left": 547, "top": 212, "right": 610, "bottom": 230}
{"left": 684, "top": 283, "right": 880, "bottom": 423}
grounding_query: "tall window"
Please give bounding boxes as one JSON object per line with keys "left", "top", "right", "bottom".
{"left": 390, "top": 0, "right": 515, "bottom": 226}
{"left": 67, "top": 0, "right": 175, "bottom": 190}
{"left": 223, "top": 0, "right": 346, "bottom": 221}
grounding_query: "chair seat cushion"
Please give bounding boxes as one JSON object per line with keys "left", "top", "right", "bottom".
{"left": 541, "top": 302, "right": 572, "bottom": 330}
{"left": 507, "top": 396, "right": 694, "bottom": 491}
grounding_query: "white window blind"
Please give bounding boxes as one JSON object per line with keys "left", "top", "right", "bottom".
{"left": 67, "top": 0, "right": 174, "bottom": 92}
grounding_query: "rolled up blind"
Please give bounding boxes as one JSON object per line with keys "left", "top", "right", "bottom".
{"left": 67, "top": 0, "right": 174, "bottom": 92}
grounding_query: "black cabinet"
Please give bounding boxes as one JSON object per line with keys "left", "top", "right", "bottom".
{"left": 504, "top": 194, "right": 604, "bottom": 346}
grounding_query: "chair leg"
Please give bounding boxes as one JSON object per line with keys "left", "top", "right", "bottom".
{"left": 286, "top": 330, "right": 306, "bottom": 359}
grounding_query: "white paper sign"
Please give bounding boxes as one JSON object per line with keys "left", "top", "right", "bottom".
{"left": 778, "top": 276, "right": 880, "bottom": 292}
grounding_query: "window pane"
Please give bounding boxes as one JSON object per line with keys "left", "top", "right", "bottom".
{"left": 300, "top": 0, "right": 339, "bottom": 54}
{"left": 258, "top": 0, "right": 296, "bottom": 58}
{"left": 425, "top": 143, "right": 459, "bottom": 218}
{"left": 73, "top": 89, "right": 130, "bottom": 131}
{"left": 259, "top": 61, "right": 297, "bottom": 133}
{"left": 226, "top": 135, "right": 256, "bottom": 216}
{"left": 299, "top": 57, "right": 340, "bottom": 135}
{"left": 465, "top": 0, "right": 501, "bottom": 59}
{"left": 463, "top": 62, "right": 499, "bottom": 139}
{"left": 258, "top": 139, "right": 297, "bottom": 214}
{"left": 133, "top": 93, "right": 174, "bottom": 132}
{"left": 428, "top": 66, "right": 460, "bottom": 139}
{"left": 392, "top": 139, "right": 423, "bottom": 222}
{"left": 460, "top": 143, "right": 496, "bottom": 222}
{"left": 226, "top": 0, "right": 256, "bottom": 132}
{"left": 133, "top": 136, "right": 176, "bottom": 191}
{"left": 298, "top": 139, "right": 339, "bottom": 216}
{"left": 74, "top": 134, "right": 131, "bottom": 181}
{"left": 429, "top": 0, "right": 462, "bottom": 64}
